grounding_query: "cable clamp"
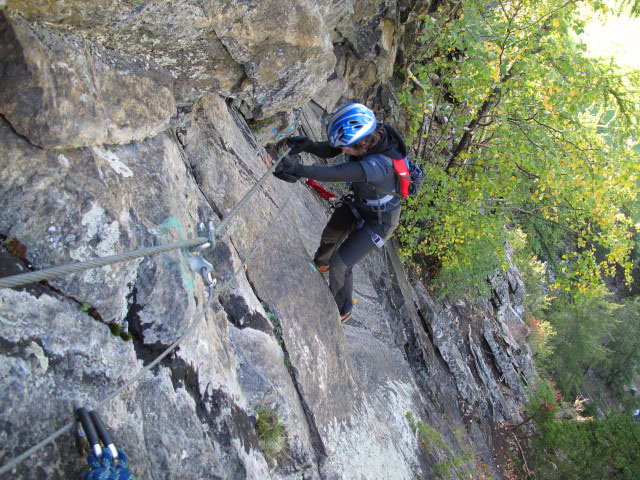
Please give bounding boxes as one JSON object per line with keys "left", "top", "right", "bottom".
{"left": 186, "top": 221, "right": 217, "bottom": 287}
{"left": 189, "top": 221, "right": 216, "bottom": 253}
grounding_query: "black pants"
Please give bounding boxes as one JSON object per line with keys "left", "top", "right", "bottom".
{"left": 313, "top": 204, "right": 401, "bottom": 316}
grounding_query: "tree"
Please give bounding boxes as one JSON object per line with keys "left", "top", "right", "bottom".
{"left": 596, "top": 297, "right": 640, "bottom": 395}
{"left": 530, "top": 412, "right": 640, "bottom": 479}
{"left": 396, "top": 0, "right": 640, "bottom": 300}
{"left": 546, "top": 296, "right": 619, "bottom": 394}
{"left": 616, "top": 0, "right": 640, "bottom": 16}
{"left": 522, "top": 381, "right": 640, "bottom": 479}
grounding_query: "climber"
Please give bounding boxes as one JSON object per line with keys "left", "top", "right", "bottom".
{"left": 274, "top": 102, "right": 407, "bottom": 322}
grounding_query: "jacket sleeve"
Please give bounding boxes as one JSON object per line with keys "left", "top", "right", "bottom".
{"left": 294, "top": 161, "right": 367, "bottom": 183}
{"left": 303, "top": 141, "right": 343, "bottom": 159}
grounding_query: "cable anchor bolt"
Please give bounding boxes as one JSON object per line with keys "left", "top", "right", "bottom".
{"left": 188, "top": 254, "right": 216, "bottom": 287}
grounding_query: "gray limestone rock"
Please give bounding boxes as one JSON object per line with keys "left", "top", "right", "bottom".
{"left": 183, "top": 91, "right": 359, "bottom": 435}
{"left": 202, "top": 0, "right": 336, "bottom": 118}
{"left": 230, "top": 326, "right": 320, "bottom": 477}
{"left": 0, "top": 288, "right": 149, "bottom": 478}
{"left": 5, "top": 0, "right": 336, "bottom": 117}
{"left": 0, "top": 11, "right": 175, "bottom": 149}
{"left": 468, "top": 331, "right": 522, "bottom": 423}
{"left": 483, "top": 316, "right": 528, "bottom": 404}
{"left": 0, "top": 117, "right": 203, "bottom": 324}
{"left": 414, "top": 285, "right": 484, "bottom": 414}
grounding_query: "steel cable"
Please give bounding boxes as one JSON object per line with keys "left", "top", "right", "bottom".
{"left": 0, "top": 180, "right": 298, "bottom": 476}
{"left": 0, "top": 238, "right": 209, "bottom": 289}
{"left": 0, "top": 148, "right": 291, "bottom": 290}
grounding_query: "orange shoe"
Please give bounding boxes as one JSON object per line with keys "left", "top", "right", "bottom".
{"left": 340, "top": 312, "right": 352, "bottom": 322}
{"left": 313, "top": 260, "right": 329, "bottom": 275}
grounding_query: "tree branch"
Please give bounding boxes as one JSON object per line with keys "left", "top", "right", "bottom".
{"left": 513, "top": 433, "right": 532, "bottom": 478}
{"left": 444, "top": 84, "right": 508, "bottom": 172}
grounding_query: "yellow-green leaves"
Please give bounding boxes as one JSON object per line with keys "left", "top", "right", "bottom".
{"left": 397, "top": 0, "right": 640, "bottom": 301}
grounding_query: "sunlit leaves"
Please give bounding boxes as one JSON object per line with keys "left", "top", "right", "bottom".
{"left": 397, "top": 0, "right": 640, "bottom": 300}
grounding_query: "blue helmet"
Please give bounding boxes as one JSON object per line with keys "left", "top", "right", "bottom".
{"left": 326, "top": 103, "right": 377, "bottom": 147}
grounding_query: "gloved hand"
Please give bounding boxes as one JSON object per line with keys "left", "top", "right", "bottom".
{"left": 286, "top": 136, "right": 312, "bottom": 155}
{"left": 273, "top": 156, "right": 302, "bottom": 183}
{"left": 273, "top": 171, "right": 299, "bottom": 183}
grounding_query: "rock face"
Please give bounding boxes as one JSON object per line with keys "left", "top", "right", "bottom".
{"left": 0, "top": 12, "right": 176, "bottom": 149}
{"left": 3, "top": 0, "right": 335, "bottom": 118}
{"left": 0, "top": 1, "right": 535, "bottom": 479}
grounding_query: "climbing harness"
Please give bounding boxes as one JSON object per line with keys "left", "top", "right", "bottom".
{"left": 342, "top": 194, "right": 385, "bottom": 249}
{"left": 76, "top": 407, "right": 135, "bottom": 480}
{"left": 0, "top": 148, "right": 295, "bottom": 476}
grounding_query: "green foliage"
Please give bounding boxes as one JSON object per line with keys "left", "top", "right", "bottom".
{"left": 546, "top": 296, "right": 619, "bottom": 395}
{"left": 525, "top": 377, "right": 561, "bottom": 425}
{"left": 106, "top": 320, "right": 131, "bottom": 341}
{"left": 510, "top": 229, "right": 553, "bottom": 319}
{"left": 397, "top": 0, "right": 640, "bottom": 301}
{"left": 595, "top": 297, "right": 640, "bottom": 395}
{"left": 108, "top": 321, "right": 121, "bottom": 336}
{"left": 120, "top": 331, "right": 132, "bottom": 342}
{"left": 261, "top": 302, "right": 291, "bottom": 368}
{"left": 530, "top": 413, "right": 640, "bottom": 479}
{"left": 79, "top": 301, "right": 103, "bottom": 323}
{"left": 255, "top": 407, "right": 286, "bottom": 461}
{"left": 616, "top": 0, "right": 640, "bottom": 16}
{"left": 406, "top": 412, "right": 447, "bottom": 451}
{"left": 527, "top": 315, "right": 557, "bottom": 376}
{"left": 522, "top": 379, "right": 640, "bottom": 479}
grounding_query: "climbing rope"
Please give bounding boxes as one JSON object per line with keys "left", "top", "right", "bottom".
{"left": 0, "top": 148, "right": 291, "bottom": 290}
{"left": 84, "top": 449, "right": 133, "bottom": 480}
{"left": 0, "top": 157, "right": 297, "bottom": 476}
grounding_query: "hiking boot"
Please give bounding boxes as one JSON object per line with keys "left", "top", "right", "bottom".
{"left": 313, "top": 260, "right": 329, "bottom": 275}
{"left": 340, "top": 312, "right": 352, "bottom": 322}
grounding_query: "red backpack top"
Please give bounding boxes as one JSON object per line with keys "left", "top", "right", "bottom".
{"left": 392, "top": 157, "right": 412, "bottom": 198}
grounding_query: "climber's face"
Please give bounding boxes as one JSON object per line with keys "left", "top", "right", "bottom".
{"left": 340, "top": 146, "right": 360, "bottom": 156}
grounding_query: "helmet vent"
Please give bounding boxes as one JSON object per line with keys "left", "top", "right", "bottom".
{"left": 326, "top": 103, "right": 377, "bottom": 147}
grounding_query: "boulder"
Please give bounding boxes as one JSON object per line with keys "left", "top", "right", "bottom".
{"left": 4, "top": 0, "right": 336, "bottom": 117}
{"left": 0, "top": 11, "right": 175, "bottom": 149}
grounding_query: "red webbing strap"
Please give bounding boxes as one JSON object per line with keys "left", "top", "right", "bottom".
{"left": 305, "top": 179, "right": 337, "bottom": 200}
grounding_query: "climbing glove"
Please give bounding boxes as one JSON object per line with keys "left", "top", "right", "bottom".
{"left": 274, "top": 156, "right": 302, "bottom": 183}
{"left": 286, "top": 136, "right": 312, "bottom": 155}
